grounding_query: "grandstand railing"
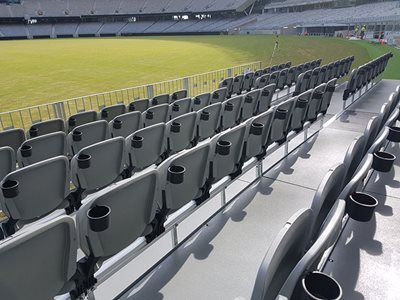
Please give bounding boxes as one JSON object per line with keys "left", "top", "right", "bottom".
{"left": 0, "top": 61, "right": 262, "bottom": 131}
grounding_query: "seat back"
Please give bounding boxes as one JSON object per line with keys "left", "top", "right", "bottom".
{"left": 309, "top": 67, "right": 320, "bottom": 89}
{"left": 196, "top": 103, "right": 222, "bottom": 141}
{"left": 306, "top": 84, "right": 326, "bottom": 122}
{"left": 218, "top": 77, "right": 233, "bottom": 96}
{"left": 67, "top": 120, "right": 110, "bottom": 156}
{"left": 109, "top": 111, "right": 142, "bottom": 138}
{"left": 0, "top": 156, "right": 69, "bottom": 221}
{"left": 67, "top": 110, "right": 97, "bottom": 132}
{"left": 126, "top": 123, "right": 166, "bottom": 171}
{"left": 269, "top": 97, "right": 296, "bottom": 144}
{"left": 277, "top": 68, "right": 288, "bottom": 90}
{"left": 77, "top": 170, "right": 159, "bottom": 258}
{"left": 151, "top": 93, "right": 170, "bottom": 106}
{"left": 0, "top": 146, "right": 15, "bottom": 182}
{"left": 166, "top": 112, "right": 197, "bottom": 154}
{"left": 27, "top": 119, "right": 65, "bottom": 139}
{"left": 343, "top": 136, "right": 366, "bottom": 185}
{"left": 191, "top": 93, "right": 211, "bottom": 112}
{"left": 0, "top": 216, "right": 77, "bottom": 300}
{"left": 210, "top": 87, "right": 228, "bottom": 104}
{"left": 285, "top": 67, "right": 296, "bottom": 86}
{"left": 17, "top": 132, "right": 67, "bottom": 167}
{"left": 169, "top": 97, "right": 192, "bottom": 119}
{"left": 100, "top": 103, "right": 126, "bottom": 122}
{"left": 0, "top": 128, "right": 25, "bottom": 153}
{"left": 127, "top": 98, "right": 150, "bottom": 113}
{"left": 363, "top": 116, "right": 382, "bottom": 153}
{"left": 231, "top": 74, "right": 244, "bottom": 95}
{"left": 290, "top": 90, "right": 311, "bottom": 132}
{"left": 257, "top": 84, "right": 275, "bottom": 114}
{"left": 142, "top": 104, "right": 170, "bottom": 127}
{"left": 242, "top": 89, "right": 261, "bottom": 121}
{"left": 221, "top": 95, "right": 244, "bottom": 130}
{"left": 255, "top": 74, "right": 270, "bottom": 89}
{"left": 171, "top": 89, "right": 188, "bottom": 102}
{"left": 269, "top": 71, "right": 280, "bottom": 87}
{"left": 242, "top": 72, "right": 254, "bottom": 91}
{"left": 317, "top": 65, "right": 327, "bottom": 86}
{"left": 320, "top": 78, "right": 336, "bottom": 114}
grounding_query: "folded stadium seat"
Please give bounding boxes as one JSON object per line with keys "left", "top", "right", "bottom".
{"left": 303, "top": 62, "right": 311, "bottom": 71}
{"left": 338, "top": 59, "right": 346, "bottom": 78}
{"left": 218, "top": 77, "right": 233, "bottom": 97}
{"left": 324, "top": 63, "right": 334, "bottom": 83}
{"left": 165, "top": 112, "right": 197, "bottom": 155}
{"left": 157, "top": 142, "right": 211, "bottom": 210}
{"left": 320, "top": 78, "right": 337, "bottom": 114}
{"left": 263, "top": 67, "right": 271, "bottom": 75}
{"left": 27, "top": 118, "right": 65, "bottom": 139}
{"left": 0, "top": 128, "right": 25, "bottom": 154}
{"left": 254, "top": 73, "right": 270, "bottom": 89}
{"left": 100, "top": 103, "right": 126, "bottom": 122}
{"left": 308, "top": 67, "right": 320, "bottom": 89}
{"left": 67, "top": 110, "right": 98, "bottom": 132}
{"left": 76, "top": 169, "right": 159, "bottom": 283}
{"left": 128, "top": 98, "right": 150, "bottom": 113}
{"left": 317, "top": 65, "right": 327, "bottom": 86}
{"left": 67, "top": 120, "right": 110, "bottom": 156}
{"left": 293, "top": 64, "right": 304, "bottom": 81}
{"left": 191, "top": 92, "right": 211, "bottom": 112}
{"left": 268, "top": 97, "right": 296, "bottom": 145}
{"left": 290, "top": 91, "right": 311, "bottom": 133}
{"left": 242, "top": 72, "right": 254, "bottom": 92}
{"left": 142, "top": 103, "right": 170, "bottom": 127}
{"left": 242, "top": 109, "right": 274, "bottom": 161}
{"left": 316, "top": 58, "right": 322, "bottom": 67}
{"left": 169, "top": 97, "right": 192, "bottom": 119}
{"left": 268, "top": 70, "right": 280, "bottom": 88}
{"left": 343, "top": 68, "right": 358, "bottom": 101}
{"left": 363, "top": 116, "right": 382, "bottom": 152}
{"left": 257, "top": 84, "right": 275, "bottom": 114}
{"left": 270, "top": 65, "right": 279, "bottom": 72}
{"left": 284, "top": 61, "right": 292, "bottom": 68}
{"left": 379, "top": 102, "right": 392, "bottom": 131}
{"left": 208, "top": 123, "right": 247, "bottom": 182}
{"left": 278, "top": 63, "right": 286, "bottom": 70}
{"left": 242, "top": 89, "right": 261, "bottom": 121}
{"left": 125, "top": 123, "right": 167, "bottom": 173}
{"left": 285, "top": 66, "right": 296, "bottom": 87}
{"left": 170, "top": 89, "right": 188, "bottom": 102}
{"left": 151, "top": 93, "right": 170, "bottom": 106}
{"left": 277, "top": 68, "right": 289, "bottom": 91}
{"left": 0, "top": 216, "right": 77, "bottom": 300}
{"left": 332, "top": 60, "right": 341, "bottom": 80}
{"left": 345, "top": 56, "right": 354, "bottom": 75}
{"left": 109, "top": 111, "right": 142, "bottom": 138}
{"left": 293, "top": 70, "right": 311, "bottom": 96}
{"left": 343, "top": 136, "right": 367, "bottom": 185}
{"left": 355, "top": 66, "right": 366, "bottom": 91}
{"left": 210, "top": 87, "right": 228, "bottom": 105}
{"left": 305, "top": 84, "right": 326, "bottom": 123}
{"left": 251, "top": 208, "right": 313, "bottom": 300}
{"left": 0, "top": 156, "right": 70, "bottom": 236}
{"left": 220, "top": 95, "right": 244, "bottom": 130}
{"left": 231, "top": 74, "right": 244, "bottom": 96}
{"left": 254, "top": 69, "right": 263, "bottom": 79}
{"left": 70, "top": 137, "right": 126, "bottom": 204}
{"left": 0, "top": 147, "right": 15, "bottom": 182}
{"left": 196, "top": 103, "right": 223, "bottom": 142}
{"left": 310, "top": 60, "right": 317, "bottom": 70}
{"left": 17, "top": 132, "right": 67, "bottom": 168}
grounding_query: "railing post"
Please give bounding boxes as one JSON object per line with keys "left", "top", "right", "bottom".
{"left": 146, "top": 85, "right": 154, "bottom": 99}
{"left": 53, "top": 102, "right": 66, "bottom": 120}
{"left": 227, "top": 68, "right": 232, "bottom": 78}
{"left": 183, "top": 77, "right": 189, "bottom": 95}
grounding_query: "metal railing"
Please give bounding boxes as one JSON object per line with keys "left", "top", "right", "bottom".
{"left": 0, "top": 61, "right": 262, "bottom": 131}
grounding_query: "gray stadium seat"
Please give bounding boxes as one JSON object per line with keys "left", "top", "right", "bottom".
{"left": 128, "top": 98, "right": 150, "bottom": 113}
{"left": 293, "top": 64, "right": 304, "bottom": 81}
{"left": 71, "top": 137, "right": 126, "bottom": 196}
{"left": 268, "top": 70, "right": 280, "bottom": 87}
{"left": 305, "top": 84, "right": 326, "bottom": 123}
{"left": 100, "top": 103, "right": 126, "bottom": 122}
{"left": 171, "top": 89, "right": 188, "bottom": 102}
{"left": 0, "top": 156, "right": 70, "bottom": 235}
{"left": 142, "top": 104, "right": 170, "bottom": 127}
{"left": 0, "top": 128, "right": 25, "bottom": 154}
{"left": 196, "top": 103, "right": 222, "bottom": 142}
{"left": 17, "top": 132, "right": 67, "bottom": 167}
{"left": 166, "top": 112, "right": 197, "bottom": 155}
{"left": 27, "top": 118, "right": 65, "bottom": 139}
{"left": 251, "top": 208, "right": 313, "bottom": 300}
{"left": 242, "top": 72, "right": 254, "bottom": 92}
{"left": 285, "top": 66, "right": 296, "bottom": 87}
{"left": 276, "top": 68, "right": 288, "bottom": 91}
{"left": 320, "top": 78, "right": 336, "bottom": 114}
{"left": 210, "top": 87, "right": 228, "bottom": 104}
{"left": 0, "top": 216, "right": 77, "bottom": 300}
{"left": 343, "top": 136, "right": 366, "bottom": 185}
{"left": 109, "top": 111, "right": 142, "bottom": 138}
{"left": 293, "top": 70, "right": 311, "bottom": 96}
{"left": 242, "top": 89, "right": 261, "bottom": 121}
{"left": 125, "top": 123, "right": 166, "bottom": 172}
{"left": 309, "top": 67, "right": 320, "bottom": 89}
{"left": 363, "top": 116, "right": 382, "bottom": 153}
{"left": 151, "top": 93, "right": 170, "bottom": 106}
{"left": 219, "top": 77, "right": 233, "bottom": 96}
{"left": 257, "top": 84, "right": 275, "bottom": 114}
{"left": 0, "top": 146, "right": 15, "bottom": 182}
{"left": 191, "top": 92, "right": 211, "bottom": 112}
{"left": 169, "top": 97, "right": 192, "bottom": 119}
{"left": 268, "top": 97, "right": 295, "bottom": 145}
{"left": 317, "top": 65, "right": 327, "bottom": 86}
{"left": 254, "top": 74, "right": 270, "bottom": 89}
{"left": 290, "top": 90, "right": 311, "bottom": 133}
{"left": 67, "top": 110, "right": 98, "bottom": 132}
{"left": 343, "top": 68, "right": 358, "bottom": 100}
{"left": 67, "top": 120, "right": 110, "bottom": 156}
{"left": 221, "top": 95, "right": 244, "bottom": 130}
{"left": 231, "top": 74, "right": 244, "bottom": 95}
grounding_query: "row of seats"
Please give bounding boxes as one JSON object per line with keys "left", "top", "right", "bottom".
{"left": 0, "top": 78, "right": 396, "bottom": 300}
{"left": 251, "top": 85, "right": 400, "bottom": 299}
{"left": 343, "top": 52, "right": 393, "bottom": 100}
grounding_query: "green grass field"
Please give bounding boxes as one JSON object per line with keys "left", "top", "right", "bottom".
{"left": 0, "top": 35, "right": 399, "bottom": 113}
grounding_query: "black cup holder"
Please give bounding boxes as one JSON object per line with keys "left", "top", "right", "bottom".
{"left": 245, "top": 95, "right": 253, "bottom": 103}
{"left": 216, "top": 140, "right": 231, "bottom": 156}
{"left": 146, "top": 111, "right": 154, "bottom": 120}
{"left": 313, "top": 91, "right": 323, "bottom": 100}
{"left": 171, "top": 122, "right": 181, "bottom": 133}
{"left": 20, "top": 145, "right": 32, "bottom": 157}
{"left": 1, "top": 180, "right": 19, "bottom": 198}
{"left": 171, "top": 93, "right": 178, "bottom": 101}
{"left": 152, "top": 98, "right": 158, "bottom": 106}
{"left": 261, "top": 90, "right": 270, "bottom": 97}
{"left": 29, "top": 126, "right": 38, "bottom": 138}
{"left": 346, "top": 192, "right": 378, "bottom": 222}
{"left": 250, "top": 123, "right": 264, "bottom": 136}
{"left": 387, "top": 126, "right": 400, "bottom": 143}
{"left": 172, "top": 104, "right": 180, "bottom": 112}
{"left": 194, "top": 97, "right": 201, "bottom": 105}
{"left": 225, "top": 102, "right": 234, "bottom": 111}
{"left": 301, "top": 272, "right": 342, "bottom": 300}
{"left": 212, "top": 92, "right": 219, "bottom": 99}
{"left": 77, "top": 154, "right": 91, "bottom": 169}
{"left": 72, "top": 130, "right": 82, "bottom": 142}
{"left": 372, "top": 151, "right": 396, "bottom": 172}
{"left": 260, "top": 77, "right": 267, "bottom": 83}
{"left": 275, "top": 108, "right": 288, "bottom": 120}
{"left": 200, "top": 111, "right": 210, "bottom": 121}
{"left": 326, "top": 85, "right": 335, "bottom": 92}
{"left": 68, "top": 117, "right": 77, "bottom": 126}
{"left": 128, "top": 103, "right": 136, "bottom": 111}
{"left": 296, "top": 98, "right": 308, "bottom": 109}
{"left": 113, "top": 119, "right": 122, "bottom": 129}
{"left": 167, "top": 165, "right": 185, "bottom": 184}
{"left": 101, "top": 110, "right": 108, "bottom": 118}
{"left": 131, "top": 135, "right": 143, "bottom": 148}
{"left": 87, "top": 205, "right": 111, "bottom": 232}
{"left": 234, "top": 77, "right": 239, "bottom": 82}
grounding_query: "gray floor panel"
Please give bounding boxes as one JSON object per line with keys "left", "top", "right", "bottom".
{"left": 329, "top": 110, "right": 378, "bottom": 133}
